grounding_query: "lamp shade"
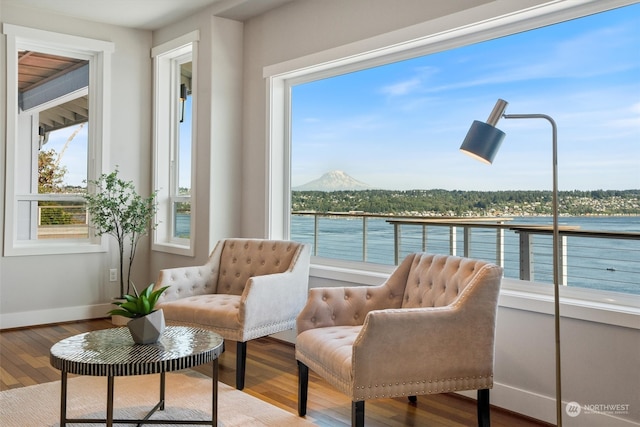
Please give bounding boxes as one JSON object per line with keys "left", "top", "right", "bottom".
{"left": 459, "top": 120, "right": 505, "bottom": 164}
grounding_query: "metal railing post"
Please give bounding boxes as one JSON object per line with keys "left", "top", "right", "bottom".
{"left": 463, "top": 226, "right": 471, "bottom": 258}
{"left": 450, "top": 226, "right": 457, "bottom": 256}
{"left": 560, "top": 235, "right": 567, "bottom": 286}
{"left": 362, "top": 216, "right": 368, "bottom": 262}
{"left": 519, "top": 231, "right": 533, "bottom": 281}
{"left": 393, "top": 223, "right": 400, "bottom": 265}
{"left": 496, "top": 223, "right": 505, "bottom": 267}
{"left": 313, "top": 214, "right": 319, "bottom": 256}
{"left": 422, "top": 225, "right": 427, "bottom": 252}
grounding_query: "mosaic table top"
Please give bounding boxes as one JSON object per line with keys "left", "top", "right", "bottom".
{"left": 50, "top": 326, "right": 224, "bottom": 376}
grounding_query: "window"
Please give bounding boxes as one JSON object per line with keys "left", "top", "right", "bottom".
{"left": 3, "top": 25, "right": 113, "bottom": 256}
{"left": 152, "top": 31, "right": 198, "bottom": 256}
{"left": 265, "top": 1, "right": 640, "bottom": 296}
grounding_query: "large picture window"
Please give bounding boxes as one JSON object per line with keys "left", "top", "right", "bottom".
{"left": 267, "top": 1, "right": 639, "bottom": 296}
{"left": 3, "top": 25, "right": 113, "bottom": 256}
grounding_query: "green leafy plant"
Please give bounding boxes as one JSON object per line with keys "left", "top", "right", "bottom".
{"left": 84, "top": 168, "right": 157, "bottom": 297}
{"left": 108, "top": 283, "right": 169, "bottom": 319}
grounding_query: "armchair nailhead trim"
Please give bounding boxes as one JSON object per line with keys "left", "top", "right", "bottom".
{"left": 355, "top": 373, "right": 492, "bottom": 397}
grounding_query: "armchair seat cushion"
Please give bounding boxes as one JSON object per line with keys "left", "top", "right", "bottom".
{"left": 161, "top": 294, "right": 242, "bottom": 333}
{"left": 296, "top": 325, "right": 361, "bottom": 392}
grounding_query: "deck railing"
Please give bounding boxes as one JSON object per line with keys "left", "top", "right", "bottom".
{"left": 291, "top": 211, "right": 640, "bottom": 295}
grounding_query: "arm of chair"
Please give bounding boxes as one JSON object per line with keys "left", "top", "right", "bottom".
{"left": 351, "top": 304, "right": 497, "bottom": 391}
{"left": 296, "top": 284, "right": 404, "bottom": 334}
{"left": 239, "top": 242, "right": 311, "bottom": 335}
{"left": 240, "top": 270, "right": 308, "bottom": 331}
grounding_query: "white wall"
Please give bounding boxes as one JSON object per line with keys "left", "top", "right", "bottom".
{"left": 149, "top": 12, "right": 243, "bottom": 277}
{"left": 0, "top": 4, "right": 244, "bottom": 328}
{"left": 240, "top": 1, "right": 640, "bottom": 426}
{"left": 0, "top": 3, "right": 154, "bottom": 326}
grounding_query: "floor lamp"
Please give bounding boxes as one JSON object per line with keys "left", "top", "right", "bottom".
{"left": 459, "top": 99, "right": 563, "bottom": 427}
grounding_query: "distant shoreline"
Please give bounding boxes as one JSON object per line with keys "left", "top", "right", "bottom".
{"left": 292, "top": 189, "right": 640, "bottom": 217}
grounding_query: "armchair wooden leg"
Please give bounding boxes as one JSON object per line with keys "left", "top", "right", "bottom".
{"left": 236, "top": 341, "right": 247, "bottom": 390}
{"left": 297, "top": 361, "right": 309, "bottom": 416}
{"left": 352, "top": 401, "right": 364, "bottom": 427}
{"left": 408, "top": 395, "right": 417, "bottom": 404}
{"left": 477, "top": 389, "right": 490, "bottom": 427}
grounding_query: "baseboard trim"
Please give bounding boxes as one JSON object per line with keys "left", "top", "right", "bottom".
{"left": 0, "top": 304, "right": 112, "bottom": 330}
{"left": 458, "top": 382, "right": 639, "bottom": 427}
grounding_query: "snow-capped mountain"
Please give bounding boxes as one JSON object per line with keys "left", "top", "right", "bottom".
{"left": 293, "top": 170, "right": 373, "bottom": 191}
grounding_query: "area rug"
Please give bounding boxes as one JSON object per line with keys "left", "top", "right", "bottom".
{"left": 0, "top": 370, "right": 317, "bottom": 426}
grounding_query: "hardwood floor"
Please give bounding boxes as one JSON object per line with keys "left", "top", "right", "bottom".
{"left": 0, "top": 319, "right": 551, "bottom": 427}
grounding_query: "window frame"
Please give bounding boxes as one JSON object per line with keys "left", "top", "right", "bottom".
{"left": 2, "top": 24, "right": 114, "bottom": 256}
{"left": 263, "top": 0, "right": 640, "bottom": 322}
{"left": 151, "top": 31, "right": 199, "bottom": 256}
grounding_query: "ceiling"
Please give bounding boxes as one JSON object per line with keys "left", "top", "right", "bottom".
{"left": 2, "top": 0, "right": 297, "bottom": 29}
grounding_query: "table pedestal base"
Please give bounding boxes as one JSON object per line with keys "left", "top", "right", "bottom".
{"left": 59, "top": 360, "right": 218, "bottom": 426}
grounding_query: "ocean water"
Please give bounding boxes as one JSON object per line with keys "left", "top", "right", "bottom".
{"left": 175, "top": 214, "right": 639, "bottom": 295}
{"left": 290, "top": 215, "right": 640, "bottom": 295}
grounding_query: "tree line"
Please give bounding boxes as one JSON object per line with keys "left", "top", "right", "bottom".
{"left": 292, "top": 189, "right": 640, "bottom": 216}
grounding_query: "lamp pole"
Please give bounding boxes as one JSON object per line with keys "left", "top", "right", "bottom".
{"left": 460, "top": 100, "right": 563, "bottom": 426}
{"left": 502, "top": 113, "right": 562, "bottom": 427}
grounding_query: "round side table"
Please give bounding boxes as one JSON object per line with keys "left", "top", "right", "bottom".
{"left": 50, "top": 325, "right": 224, "bottom": 426}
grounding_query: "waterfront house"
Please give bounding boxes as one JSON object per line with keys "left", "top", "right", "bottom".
{"left": 0, "top": 1, "right": 638, "bottom": 426}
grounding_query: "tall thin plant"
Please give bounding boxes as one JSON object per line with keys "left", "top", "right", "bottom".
{"left": 84, "top": 169, "right": 157, "bottom": 297}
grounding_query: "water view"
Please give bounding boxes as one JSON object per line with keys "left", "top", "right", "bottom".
{"left": 174, "top": 212, "right": 640, "bottom": 295}
{"left": 290, "top": 215, "right": 640, "bottom": 295}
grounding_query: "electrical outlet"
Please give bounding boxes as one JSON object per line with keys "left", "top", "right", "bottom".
{"left": 109, "top": 269, "right": 117, "bottom": 282}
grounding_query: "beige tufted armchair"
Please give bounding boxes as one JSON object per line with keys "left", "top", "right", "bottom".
{"left": 296, "top": 253, "right": 503, "bottom": 427}
{"left": 154, "top": 238, "right": 310, "bottom": 390}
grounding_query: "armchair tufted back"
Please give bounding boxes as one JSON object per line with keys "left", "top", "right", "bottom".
{"left": 216, "top": 239, "right": 302, "bottom": 295}
{"left": 296, "top": 253, "right": 501, "bottom": 335}
{"left": 401, "top": 253, "right": 494, "bottom": 308}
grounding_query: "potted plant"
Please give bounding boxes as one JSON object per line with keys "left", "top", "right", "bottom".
{"left": 108, "top": 283, "right": 170, "bottom": 344}
{"left": 84, "top": 168, "right": 157, "bottom": 298}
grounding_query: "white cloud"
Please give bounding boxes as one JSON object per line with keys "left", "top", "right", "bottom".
{"left": 380, "top": 77, "right": 421, "bottom": 96}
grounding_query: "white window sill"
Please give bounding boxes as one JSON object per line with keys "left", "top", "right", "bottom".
{"left": 152, "top": 241, "right": 194, "bottom": 257}
{"left": 4, "top": 241, "right": 105, "bottom": 257}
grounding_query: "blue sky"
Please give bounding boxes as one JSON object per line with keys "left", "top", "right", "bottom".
{"left": 44, "top": 123, "right": 88, "bottom": 187}
{"left": 44, "top": 4, "right": 639, "bottom": 191}
{"left": 292, "top": 3, "right": 640, "bottom": 191}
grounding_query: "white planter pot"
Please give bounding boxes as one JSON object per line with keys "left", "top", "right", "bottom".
{"left": 127, "top": 309, "right": 166, "bottom": 344}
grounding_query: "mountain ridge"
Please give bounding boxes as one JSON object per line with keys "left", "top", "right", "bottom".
{"left": 293, "top": 170, "right": 373, "bottom": 191}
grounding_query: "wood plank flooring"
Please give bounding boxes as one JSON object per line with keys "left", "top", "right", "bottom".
{"left": 0, "top": 319, "right": 551, "bottom": 427}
